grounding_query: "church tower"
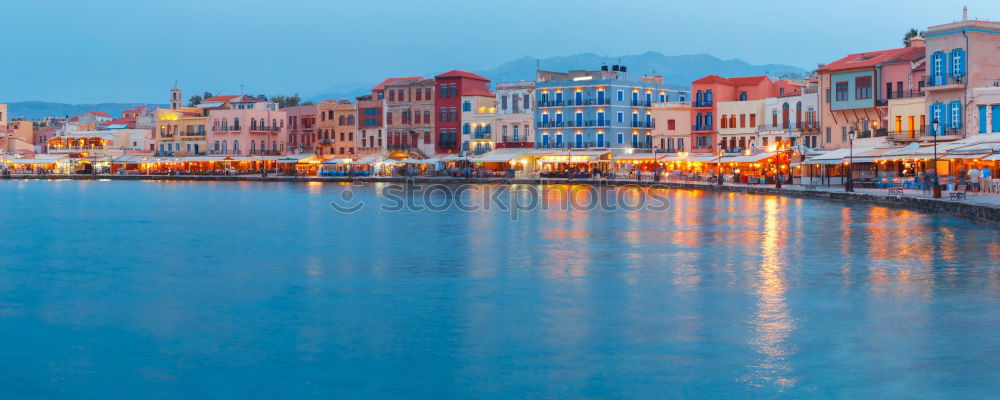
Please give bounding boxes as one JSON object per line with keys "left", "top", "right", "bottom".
{"left": 170, "top": 85, "right": 182, "bottom": 110}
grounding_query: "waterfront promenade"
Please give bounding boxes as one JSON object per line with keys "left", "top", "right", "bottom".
{"left": 11, "top": 173, "right": 1000, "bottom": 225}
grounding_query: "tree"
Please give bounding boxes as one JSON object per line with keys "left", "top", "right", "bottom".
{"left": 302, "top": 101, "right": 314, "bottom": 106}
{"left": 188, "top": 95, "right": 202, "bottom": 107}
{"left": 203, "top": 91, "right": 214, "bottom": 100}
{"left": 903, "top": 28, "right": 925, "bottom": 47}
{"left": 270, "top": 94, "right": 302, "bottom": 108}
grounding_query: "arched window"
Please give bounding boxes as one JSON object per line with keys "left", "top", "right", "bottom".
{"left": 795, "top": 102, "right": 802, "bottom": 127}
{"left": 222, "top": 140, "right": 227, "bottom": 154}
{"left": 782, "top": 103, "right": 790, "bottom": 129}
{"left": 233, "top": 140, "right": 240, "bottom": 154}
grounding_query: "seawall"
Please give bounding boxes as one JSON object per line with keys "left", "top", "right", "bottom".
{"left": 9, "top": 174, "right": 1000, "bottom": 225}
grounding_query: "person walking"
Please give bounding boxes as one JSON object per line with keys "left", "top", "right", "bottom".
{"left": 968, "top": 167, "right": 981, "bottom": 193}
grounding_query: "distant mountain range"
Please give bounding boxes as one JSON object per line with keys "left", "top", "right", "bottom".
{"left": 307, "top": 51, "right": 808, "bottom": 101}
{"left": 7, "top": 52, "right": 808, "bottom": 119}
{"left": 5, "top": 101, "right": 167, "bottom": 121}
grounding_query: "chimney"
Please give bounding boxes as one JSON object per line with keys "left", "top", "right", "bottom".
{"left": 909, "top": 36, "right": 926, "bottom": 48}
{"left": 963, "top": 6, "right": 968, "bottom": 21}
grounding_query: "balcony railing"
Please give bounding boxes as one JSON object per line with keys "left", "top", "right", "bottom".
{"left": 692, "top": 124, "right": 714, "bottom": 132}
{"left": 630, "top": 121, "right": 655, "bottom": 128}
{"left": 925, "top": 75, "right": 965, "bottom": 87}
{"left": 630, "top": 100, "right": 652, "bottom": 107}
{"left": 693, "top": 100, "right": 714, "bottom": 108}
{"left": 758, "top": 121, "right": 820, "bottom": 132}
{"left": 885, "top": 90, "right": 926, "bottom": 99}
{"left": 248, "top": 150, "right": 283, "bottom": 155}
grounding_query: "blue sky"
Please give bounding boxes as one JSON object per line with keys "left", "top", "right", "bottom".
{"left": 2, "top": 0, "right": 997, "bottom": 104}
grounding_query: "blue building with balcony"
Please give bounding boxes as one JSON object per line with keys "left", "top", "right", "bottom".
{"left": 534, "top": 66, "right": 688, "bottom": 150}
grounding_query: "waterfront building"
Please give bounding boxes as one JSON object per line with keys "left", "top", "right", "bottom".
{"left": 690, "top": 75, "right": 777, "bottom": 154}
{"left": 34, "top": 126, "right": 59, "bottom": 154}
{"left": 972, "top": 87, "right": 1000, "bottom": 135}
{"left": 494, "top": 81, "right": 535, "bottom": 148}
{"left": 206, "top": 95, "right": 287, "bottom": 156}
{"left": 435, "top": 70, "right": 492, "bottom": 154}
{"left": 2, "top": 119, "right": 35, "bottom": 154}
{"left": 924, "top": 12, "right": 1000, "bottom": 137}
{"left": 384, "top": 78, "right": 435, "bottom": 157}
{"left": 355, "top": 95, "right": 382, "bottom": 156}
{"left": 357, "top": 77, "right": 420, "bottom": 158}
{"left": 316, "top": 100, "right": 356, "bottom": 156}
{"left": 535, "top": 66, "right": 687, "bottom": 150}
{"left": 760, "top": 79, "right": 822, "bottom": 151}
{"left": 650, "top": 101, "right": 691, "bottom": 152}
{"left": 284, "top": 105, "right": 318, "bottom": 153}
{"left": 817, "top": 44, "right": 925, "bottom": 149}
{"left": 461, "top": 90, "right": 497, "bottom": 156}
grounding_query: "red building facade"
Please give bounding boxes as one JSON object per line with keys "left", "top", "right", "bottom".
{"left": 433, "top": 70, "right": 491, "bottom": 154}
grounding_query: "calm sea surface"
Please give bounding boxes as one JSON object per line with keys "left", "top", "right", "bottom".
{"left": 1, "top": 179, "right": 999, "bottom": 399}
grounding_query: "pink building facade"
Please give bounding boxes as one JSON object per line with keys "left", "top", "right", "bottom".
{"left": 207, "top": 106, "right": 288, "bottom": 156}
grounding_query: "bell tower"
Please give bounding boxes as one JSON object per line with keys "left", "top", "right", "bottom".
{"left": 170, "top": 84, "right": 182, "bottom": 110}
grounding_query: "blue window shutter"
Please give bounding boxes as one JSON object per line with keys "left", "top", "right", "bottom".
{"left": 956, "top": 102, "right": 962, "bottom": 129}
{"left": 948, "top": 51, "right": 955, "bottom": 77}
{"left": 993, "top": 106, "right": 1000, "bottom": 132}
{"left": 980, "top": 106, "right": 988, "bottom": 133}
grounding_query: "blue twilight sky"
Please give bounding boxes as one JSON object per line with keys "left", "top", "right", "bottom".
{"left": 2, "top": 0, "right": 998, "bottom": 104}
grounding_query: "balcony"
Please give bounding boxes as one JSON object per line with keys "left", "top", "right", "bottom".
{"left": 630, "top": 100, "right": 652, "bottom": 107}
{"left": 630, "top": 121, "right": 655, "bottom": 128}
{"left": 248, "top": 149, "right": 283, "bottom": 156}
{"left": 536, "top": 121, "right": 566, "bottom": 128}
{"left": 536, "top": 100, "right": 564, "bottom": 107}
{"left": 886, "top": 90, "right": 926, "bottom": 100}
{"left": 691, "top": 124, "right": 714, "bottom": 132}
{"left": 693, "top": 100, "right": 714, "bottom": 108}
{"left": 924, "top": 75, "right": 965, "bottom": 91}
{"left": 248, "top": 126, "right": 281, "bottom": 134}
{"left": 758, "top": 121, "right": 820, "bottom": 133}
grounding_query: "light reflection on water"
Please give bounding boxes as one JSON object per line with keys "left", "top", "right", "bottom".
{"left": 1, "top": 180, "right": 999, "bottom": 399}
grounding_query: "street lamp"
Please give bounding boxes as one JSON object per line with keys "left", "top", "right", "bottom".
{"left": 931, "top": 119, "right": 941, "bottom": 198}
{"left": 846, "top": 127, "right": 857, "bottom": 192}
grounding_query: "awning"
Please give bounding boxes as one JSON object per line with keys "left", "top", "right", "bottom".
{"left": 12, "top": 155, "right": 69, "bottom": 165}
{"left": 612, "top": 153, "right": 665, "bottom": 162}
{"left": 983, "top": 154, "right": 1000, "bottom": 161}
{"left": 710, "top": 152, "right": 778, "bottom": 164}
{"left": 473, "top": 148, "right": 536, "bottom": 163}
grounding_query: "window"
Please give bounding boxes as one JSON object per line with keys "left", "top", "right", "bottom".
{"left": 835, "top": 82, "right": 848, "bottom": 101}
{"left": 950, "top": 49, "right": 965, "bottom": 77}
{"left": 617, "top": 112, "right": 624, "bottom": 123}
{"left": 500, "top": 95, "right": 507, "bottom": 110}
{"left": 617, "top": 132, "right": 623, "bottom": 144}
{"left": 739, "top": 91, "right": 747, "bottom": 101}
{"left": 696, "top": 136, "right": 709, "bottom": 149}
{"left": 462, "top": 101, "right": 472, "bottom": 112}
{"left": 721, "top": 115, "right": 728, "bottom": 129}
{"left": 617, "top": 90, "right": 624, "bottom": 102}
{"left": 749, "top": 114, "right": 756, "bottom": 127}
{"left": 667, "top": 119, "right": 675, "bottom": 130}
{"left": 826, "top": 127, "right": 831, "bottom": 143}
{"left": 855, "top": 76, "right": 872, "bottom": 99}
{"left": 740, "top": 114, "right": 746, "bottom": 128}
{"left": 950, "top": 101, "right": 962, "bottom": 129}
